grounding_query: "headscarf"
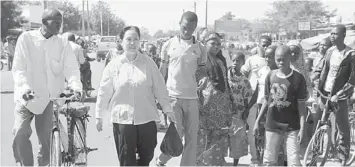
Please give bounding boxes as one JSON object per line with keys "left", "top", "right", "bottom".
{"left": 204, "top": 32, "right": 229, "bottom": 93}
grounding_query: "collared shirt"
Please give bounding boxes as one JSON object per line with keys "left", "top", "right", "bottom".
{"left": 12, "top": 29, "right": 82, "bottom": 114}
{"left": 69, "top": 41, "right": 85, "bottom": 66}
{"left": 160, "top": 36, "right": 208, "bottom": 99}
{"left": 95, "top": 52, "right": 172, "bottom": 125}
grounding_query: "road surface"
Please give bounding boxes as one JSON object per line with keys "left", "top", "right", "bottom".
{"left": 0, "top": 52, "right": 342, "bottom": 166}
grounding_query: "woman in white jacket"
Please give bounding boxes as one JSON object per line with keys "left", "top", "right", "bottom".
{"left": 95, "top": 26, "right": 176, "bottom": 166}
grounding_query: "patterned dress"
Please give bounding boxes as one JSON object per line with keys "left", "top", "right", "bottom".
{"left": 196, "top": 57, "right": 233, "bottom": 166}
{"left": 228, "top": 73, "right": 252, "bottom": 159}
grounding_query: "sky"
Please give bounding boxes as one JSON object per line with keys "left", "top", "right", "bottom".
{"left": 27, "top": 0, "right": 355, "bottom": 34}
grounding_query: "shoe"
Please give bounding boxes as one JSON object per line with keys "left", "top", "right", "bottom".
{"left": 87, "top": 87, "right": 95, "bottom": 91}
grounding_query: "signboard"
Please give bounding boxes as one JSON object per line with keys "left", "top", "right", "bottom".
{"left": 215, "top": 20, "right": 243, "bottom": 32}
{"left": 298, "top": 21, "right": 311, "bottom": 31}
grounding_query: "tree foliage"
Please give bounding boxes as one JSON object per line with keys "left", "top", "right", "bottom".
{"left": 220, "top": 12, "right": 235, "bottom": 20}
{"left": 90, "top": 1, "right": 125, "bottom": 36}
{"left": 1, "top": 1, "right": 28, "bottom": 39}
{"left": 266, "top": 0, "right": 336, "bottom": 37}
{"left": 47, "top": 0, "right": 81, "bottom": 32}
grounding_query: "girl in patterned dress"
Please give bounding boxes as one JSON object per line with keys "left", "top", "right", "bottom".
{"left": 228, "top": 52, "right": 253, "bottom": 166}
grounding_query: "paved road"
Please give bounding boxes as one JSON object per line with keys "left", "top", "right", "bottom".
{"left": 0, "top": 52, "right": 341, "bottom": 166}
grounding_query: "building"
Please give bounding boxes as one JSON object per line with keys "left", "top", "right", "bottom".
{"left": 21, "top": 4, "right": 44, "bottom": 30}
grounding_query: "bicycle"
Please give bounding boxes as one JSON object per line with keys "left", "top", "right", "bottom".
{"left": 346, "top": 110, "right": 355, "bottom": 166}
{"left": 49, "top": 93, "right": 97, "bottom": 167}
{"left": 303, "top": 89, "right": 354, "bottom": 166}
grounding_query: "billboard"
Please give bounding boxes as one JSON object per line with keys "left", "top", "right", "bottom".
{"left": 214, "top": 20, "right": 243, "bottom": 32}
{"left": 298, "top": 21, "right": 311, "bottom": 31}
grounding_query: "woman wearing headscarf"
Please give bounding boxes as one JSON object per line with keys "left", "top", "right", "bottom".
{"left": 196, "top": 32, "right": 233, "bottom": 166}
{"left": 287, "top": 40, "right": 312, "bottom": 96}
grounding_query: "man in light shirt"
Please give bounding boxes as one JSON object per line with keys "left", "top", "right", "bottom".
{"left": 4, "top": 35, "right": 15, "bottom": 70}
{"left": 63, "top": 32, "right": 85, "bottom": 66}
{"left": 12, "top": 9, "right": 82, "bottom": 166}
{"left": 241, "top": 35, "right": 271, "bottom": 166}
{"left": 157, "top": 11, "right": 207, "bottom": 166}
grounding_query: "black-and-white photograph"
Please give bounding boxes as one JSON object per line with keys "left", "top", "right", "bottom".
{"left": 1, "top": 0, "right": 355, "bottom": 166}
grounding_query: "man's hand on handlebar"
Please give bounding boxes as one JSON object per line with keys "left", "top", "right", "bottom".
{"left": 22, "top": 90, "right": 34, "bottom": 101}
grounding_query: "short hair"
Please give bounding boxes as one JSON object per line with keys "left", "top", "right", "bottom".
{"left": 180, "top": 11, "right": 198, "bottom": 23}
{"left": 275, "top": 45, "right": 291, "bottom": 57}
{"left": 119, "top": 26, "right": 141, "bottom": 40}
{"left": 66, "top": 33, "right": 75, "bottom": 42}
{"left": 321, "top": 37, "right": 332, "bottom": 46}
{"left": 232, "top": 51, "right": 245, "bottom": 61}
{"left": 146, "top": 43, "right": 156, "bottom": 49}
{"left": 335, "top": 24, "right": 347, "bottom": 34}
{"left": 260, "top": 35, "right": 272, "bottom": 42}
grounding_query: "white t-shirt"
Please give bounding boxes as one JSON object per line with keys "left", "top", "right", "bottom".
{"left": 324, "top": 48, "right": 346, "bottom": 92}
{"left": 241, "top": 55, "right": 267, "bottom": 91}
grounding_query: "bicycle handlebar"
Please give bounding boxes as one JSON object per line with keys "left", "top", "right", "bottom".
{"left": 49, "top": 92, "right": 80, "bottom": 102}
{"left": 314, "top": 89, "right": 331, "bottom": 100}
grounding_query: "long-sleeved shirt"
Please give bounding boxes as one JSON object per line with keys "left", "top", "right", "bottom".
{"left": 95, "top": 52, "right": 172, "bottom": 125}
{"left": 69, "top": 41, "right": 85, "bottom": 66}
{"left": 12, "top": 29, "right": 82, "bottom": 114}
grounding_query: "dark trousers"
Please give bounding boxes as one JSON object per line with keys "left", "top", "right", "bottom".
{"left": 113, "top": 121, "right": 157, "bottom": 166}
{"left": 8, "top": 56, "right": 13, "bottom": 70}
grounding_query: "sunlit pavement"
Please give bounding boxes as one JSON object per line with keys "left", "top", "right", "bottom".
{"left": 0, "top": 52, "right": 342, "bottom": 166}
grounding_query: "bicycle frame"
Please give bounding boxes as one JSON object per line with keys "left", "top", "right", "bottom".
{"left": 50, "top": 97, "right": 96, "bottom": 166}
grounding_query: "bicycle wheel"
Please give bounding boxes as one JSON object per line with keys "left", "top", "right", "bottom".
{"left": 346, "top": 112, "right": 355, "bottom": 166}
{"left": 303, "top": 125, "right": 331, "bottom": 167}
{"left": 50, "top": 130, "right": 61, "bottom": 167}
{"left": 73, "top": 117, "right": 87, "bottom": 166}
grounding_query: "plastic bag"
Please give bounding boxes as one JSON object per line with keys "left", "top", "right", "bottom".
{"left": 160, "top": 123, "right": 183, "bottom": 157}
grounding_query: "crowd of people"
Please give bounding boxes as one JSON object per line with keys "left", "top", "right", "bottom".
{"left": 7, "top": 7, "right": 355, "bottom": 167}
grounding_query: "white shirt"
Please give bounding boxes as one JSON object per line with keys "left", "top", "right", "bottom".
{"left": 241, "top": 55, "right": 267, "bottom": 91}
{"left": 95, "top": 53, "right": 172, "bottom": 125}
{"left": 257, "top": 66, "right": 271, "bottom": 104}
{"left": 324, "top": 48, "right": 346, "bottom": 92}
{"left": 69, "top": 41, "right": 85, "bottom": 66}
{"left": 12, "top": 29, "right": 82, "bottom": 114}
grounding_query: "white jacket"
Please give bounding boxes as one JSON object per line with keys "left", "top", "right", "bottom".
{"left": 12, "top": 29, "right": 82, "bottom": 114}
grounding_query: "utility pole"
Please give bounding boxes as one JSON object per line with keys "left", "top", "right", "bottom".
{"left": 82, "top": 0, "right": 85, "bottom": 37}
{"left": 108, "top": 19, "right": 110, "bottom": 36}
{"left": 205, "top": 0, "right": 208, "bottom": 27}
{"left": 100, "top": 11, "right": 103, "bottom": 36}
{"left": 43, "top": 0, "right": 48, "bottom": 9}
{"left": 194, "top": 1, "right": 196, "bottom": 13}
{"left": 86, "top": 0, "right": 90, "bottom": 40}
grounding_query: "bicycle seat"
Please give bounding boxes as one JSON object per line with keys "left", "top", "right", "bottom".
{"left": 69, "top": 105, "right": 90, "bottom": 118}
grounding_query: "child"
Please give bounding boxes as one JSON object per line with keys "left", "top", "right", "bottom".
{"left": 228, "top": 52, "right": 253, "bottom": 166}
{"left": 253, "top": 45, "right": 307, "bottom": 166}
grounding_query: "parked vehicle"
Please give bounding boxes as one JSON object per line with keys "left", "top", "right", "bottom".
{"left": 96, "top": 36, "right": 117, "bottom": 62}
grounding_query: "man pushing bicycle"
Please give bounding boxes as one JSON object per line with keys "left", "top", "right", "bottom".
{"left": 312, "top": 24, "right": 355, "bottom": 166}
{"left": 12, "top": 8, "right": 82, "bottom": 166}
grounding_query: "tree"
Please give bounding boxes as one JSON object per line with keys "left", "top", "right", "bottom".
{"left": 47, "top": 0, "right": 81, "bottom": 32}
{"left": 266, "top": 0, "right": 336, "bottom": 38}
{"left": 153, "top": 30, "right": 165, "bottom": 39}
{"left": 91, "top": 1, "right": 125, "bottom": 36}
{"left": 1, "top": 1, "right": 28, "bottom": 39}
{"left": 140, "top": 27, "right": 152, "bottom": 40}
{"left": 220, "top": 12, "right": 235, "bottom": 20}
